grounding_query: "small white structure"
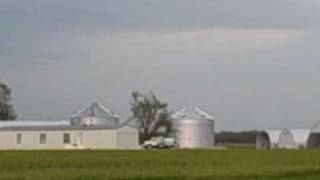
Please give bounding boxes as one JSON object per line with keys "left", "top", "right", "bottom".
{"left": 172, "top": 106, "right": 215, "bottom": 149}
{"left": 0, "top": 103, "right": 139, "bottom": 150}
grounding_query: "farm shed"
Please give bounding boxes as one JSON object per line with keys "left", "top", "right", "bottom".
{"left": 171, "top": 106, "right": 215, "bottom": 149}
{"left": 256, "top": 130, "right": 281, "bottom": 149}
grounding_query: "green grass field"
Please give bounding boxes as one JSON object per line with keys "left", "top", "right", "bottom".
{"left": 1, "top": 150, "right": 320, "bottom": 180}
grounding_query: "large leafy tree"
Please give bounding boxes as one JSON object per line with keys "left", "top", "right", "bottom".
{"left": 0, "top": 82, "right": 16, "bottom": 120}
{"left": 130, "top": 91, "right": 174, "bottom": 143}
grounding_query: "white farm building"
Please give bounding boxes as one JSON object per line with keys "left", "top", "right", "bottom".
{"left": 0, "top": 103, "right": 139, "bottom": 150}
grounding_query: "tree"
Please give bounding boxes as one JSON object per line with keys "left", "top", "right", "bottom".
{"left": 130, "top": 91, "right": 174, "bottom": 143}
{"left": 0, "top": 82, "right": 16, "bottom": 120}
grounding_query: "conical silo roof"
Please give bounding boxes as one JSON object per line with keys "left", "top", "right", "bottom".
{"left": 171, "top": 105, "right": 214, "bottom": 120}
{"left": 72, "top": 102, "right": 119, "bottom": 119}
{"left": 71, "top": 102, "right": 120, "bottom": 127}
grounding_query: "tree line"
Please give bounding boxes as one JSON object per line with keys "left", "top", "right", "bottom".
{"left": 215, "top": 130, "right": 259, "bottom": 144}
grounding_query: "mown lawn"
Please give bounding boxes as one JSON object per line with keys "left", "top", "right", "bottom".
{"left": 0, "top": 150, "right": 320, "bottom": 180}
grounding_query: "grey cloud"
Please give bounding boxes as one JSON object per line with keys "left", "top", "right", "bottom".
{"left": 1, "top": 0, "right": 319, "bottom": 35}
{"left": 1, "top": 0, "right": 318, "bottom": 65}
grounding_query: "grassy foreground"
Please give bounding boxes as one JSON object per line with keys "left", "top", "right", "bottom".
{"left": 1, "top": 150, "right": 320, "bottom": 180}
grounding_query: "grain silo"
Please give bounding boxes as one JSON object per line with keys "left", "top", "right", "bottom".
{"left": 171, "top": 106, "right": 215, "bottom": 148}
{"left": 70, "top": 102, "right": 120, "bottom": 127}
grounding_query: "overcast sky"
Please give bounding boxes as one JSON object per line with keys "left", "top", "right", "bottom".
{"left": 1, "top": 0, "right": 320, "bottom": 130}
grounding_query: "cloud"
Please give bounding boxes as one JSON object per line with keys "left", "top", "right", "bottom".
{"left": 65, "top": 28, "right": 302, "bottom": 59}
{"left": 0, "top": 0, "right": 319, "bottom": 36}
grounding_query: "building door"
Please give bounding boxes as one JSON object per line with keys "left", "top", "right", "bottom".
{"left": 76, "top": 132, "right": 83, "bottom": 146}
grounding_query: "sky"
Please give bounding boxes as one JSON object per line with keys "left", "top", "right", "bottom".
{"left": 1, "top": 0, "right": 320, "bottom": 131}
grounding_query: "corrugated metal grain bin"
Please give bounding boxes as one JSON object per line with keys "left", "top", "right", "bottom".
{"left": 172, "top": 106, "right": 215, "bottom": 148}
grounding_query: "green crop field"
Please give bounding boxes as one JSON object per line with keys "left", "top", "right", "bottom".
{"left": 1, "top": 150, "right": 320, "bottom": 180}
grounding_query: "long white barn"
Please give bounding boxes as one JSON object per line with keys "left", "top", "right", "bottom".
{"left": 0, "top": 103, "right": 140, "bottom": 150}
{"left": 0, "top": 125, "right": 139, "bottom": 150}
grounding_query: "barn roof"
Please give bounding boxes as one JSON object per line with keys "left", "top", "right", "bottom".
{"left": 0, "top": 125, "right": 118, "bottom": 131}
{"left": 0, "top": 120, "right": 70, "bottom": 128}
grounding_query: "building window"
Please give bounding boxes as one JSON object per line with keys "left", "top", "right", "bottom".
{"left": 16, "top": 134, "right": 22, "bottom": 144}
{"left": 63, "top": 133, "right": 71, "bottom": 144}
{"left": 40, "top": 133, "right": 47, "bottom": 144}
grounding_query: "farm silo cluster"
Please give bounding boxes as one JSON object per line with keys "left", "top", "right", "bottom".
{"left": 0, "top": 103, "right": 215, "bottom": 150}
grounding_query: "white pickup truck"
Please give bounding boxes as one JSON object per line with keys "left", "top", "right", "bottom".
{"left": 142, "top": 137, "right": 178, "bottom": 149}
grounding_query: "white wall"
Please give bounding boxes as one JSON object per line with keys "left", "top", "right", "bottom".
{"left": 0, "top": 128, "right": 139, "bottom": 150}
{"left": 117, "top": 129, "right": 139, "bottom": 149}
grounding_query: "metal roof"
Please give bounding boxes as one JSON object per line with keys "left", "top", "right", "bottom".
{"left": 0, "top": 120, "right": 70, "bottom": 128}
{"left": 0, "top": 125, "right": 117, "bottom": 131}
{"left": 171, "top": 105, "right": 214, "bottom": 120}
